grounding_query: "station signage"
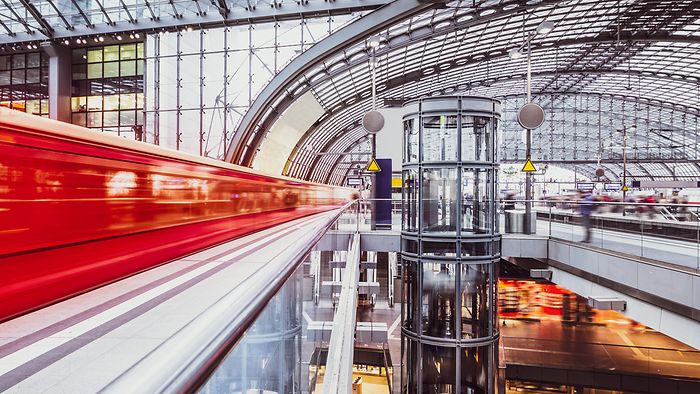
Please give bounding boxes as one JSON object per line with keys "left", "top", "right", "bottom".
{"left": 576, "top": 182, "right": 594, "bottom": 191}
{"left": 604, "top": 182, "right": 622, "bottom": 191}
{"left": 347, "top": 177, "right": 363, "bottom": 186}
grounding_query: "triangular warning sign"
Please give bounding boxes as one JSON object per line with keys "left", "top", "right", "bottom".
{"left": 367, "top": 158, "right": 381, "bottom": 172}
{"left": 521, "top": 158, "right": 537, "bottom": 172}
{"left": 622, "top": 185, "right": 629, "bottom": 192}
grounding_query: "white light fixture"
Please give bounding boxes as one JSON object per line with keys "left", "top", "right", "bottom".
{"left": 98, "top": 36, "right": 105, "bottom": 42}
{"left": 26, "top": 43, "right": 32, "bottom": 49}
{"left": 508, "top": 48, "right": 523, "bottom": 60}
{"left": 134, "top": 33, "right": 141, "bottom": 39}
{"left": 368, "top": 35, "right": 381, "bottom": 48}
{"left": 63, "top": 39, "right": 70, "bottom": 45}
{"left": 75, "top": 38, "right": 81, "bottom": 44}
{"left": 93, "top": 37, "right": 99, "bottom": 42}
{"left": 536, "top": 20, "right": 554, "bottom": 35}
{"left": 129, "top": 33, "right": 135, "bottom": 39}
{"left": 186, "top": 26, "right": 193, "bottom": 32}
{"left": 116, "top": 34, "right": 122, "bottom": 41}
{"left": 81, "top": 38, "right": 87, "bottom": 44}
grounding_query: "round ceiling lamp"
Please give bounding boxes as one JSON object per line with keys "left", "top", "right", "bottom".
{"left": 517, "top": 102, "right": 545, "bottom": 129}
{"left": 362, "top": 110, "right": 385, "bottom": 134}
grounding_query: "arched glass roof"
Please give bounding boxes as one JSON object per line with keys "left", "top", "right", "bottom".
{"left": 239, "top": 0, "right": 700, "bottom": 183}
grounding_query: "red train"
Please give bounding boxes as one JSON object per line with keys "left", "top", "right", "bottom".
{"left": 0, "top": 108, "right": 355, "bottom": 322}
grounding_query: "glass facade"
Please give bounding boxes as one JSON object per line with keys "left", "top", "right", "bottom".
{"left": 0, "top": 52, "right": 49, "bottom": 116}
{"left": 401, "top": 96, "right": 501, "bottom": 394}
{"left": 71, "top": 43, "right": 145, "bottom": 136}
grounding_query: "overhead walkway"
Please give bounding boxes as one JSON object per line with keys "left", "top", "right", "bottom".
{"left": 0, "top": 209, "right": 345, "bottom": 393}
{"left": 502, "top": 208, "right": 700, "bottom": 350}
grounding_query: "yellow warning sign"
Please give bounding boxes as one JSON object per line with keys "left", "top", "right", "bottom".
{"left": 367, "top": 158, "right": 381, "bottom": 172}
{"left": 622, "top": 185, "right": 629, "bottom": 192}
{"left": 521, "top": 158, "right": 537, "bottom": 173}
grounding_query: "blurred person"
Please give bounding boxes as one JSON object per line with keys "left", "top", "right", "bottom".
{"left": 578, "top": 190, "right": 596, "bottom": 243}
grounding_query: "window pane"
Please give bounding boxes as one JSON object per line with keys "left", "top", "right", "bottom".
{"left": 71, "top": 96, "right": 87, "bottom": 112}
{"left": 104, "top": 45, "right": 120, "bottom": 62}
{"left": 72, "top": 48, "right": 87, "bottom": 64}
{"left": 120, "top": 44, "right": 137, "bottom": 60}
{"left": 136, "top": 59, "right": 144, "bottom": 76}
{"left": 87, "top": 96, "right": 102, "bottom": 111}
{"left": 120, "top": 60, "right": 136, "bottom": 76}
{"left": 26, "top": 68, "right": 40, "bottom": 84}
{"left": 120, "top": 93, "right": 136, "bottom": 109}
{"left": 137, "top": 42, "right": 144, "bottom": 58}
{"left": 422, "top": 115, "right": 457, "bottom": 161}
{"left": 0, "top": 56, "right": 10, "bottom": 71}
{"left": 87, "top": 63, "right": 102, "bottom": 79}
{"left": 26, "top": 53, "right": 40, "bottom": 67}
{"left": 104, "top": 62, "right": 119, "bottom": 78}
{"left": 72, "top": 64, "right": 87, "bottom": 80}
{"left": 12, "top": 54, "right": 25, "bottom": 68}
{"left": 460, "top": 264, "right": 489, "bottom": 339}
{"left": 136, "top": 93, "right": 144, "bottom": 108}
{"left": 422, "top": 168, "right": 458, "bottom": 233}
{"left": 104, "top": 95, "right": 119, "bottom": 110}
{"left": 103, "top": 111, "right": 119, "bottom": 127}
{"left": 87, "top": 112, "right": 102, "bottom": 127}
{"left": 72, "top": 112, "right": 86, "bottom": 126}
{"left": 402, "top": 168, "right": 419, "bottom": 232}
{"left": 26, "top": 100, "right": 41, "bottom": 115}
{"left": 40, "top": 99, "right": 48, "bottom": 114}
{"left": 87, "top": 49, "right": 103, "bottom": 63}
{"left": 462, "top": 115, "right": 492, "bottom": 162}
{"left": 462, "top": 168, "right": 492, "bottom": 234}
{"left": 119, "top": 110, "right": 136, "bottom": 126}
{"left": 0, "top": 70, "right": 10, "bottom": 85}
{"left": 404, "top": 118, "right": 418, "bottom": 163}
{"left": 403, "top": 260, "right": 419, "bottom": 332}
{"left": 422, "top": 262, "right": 456, "bottom": 338}
{"left": 11, "top": 70, "right": 24, "bottom": 84}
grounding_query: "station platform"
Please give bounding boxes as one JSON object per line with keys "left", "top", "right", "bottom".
{"left": 0, "top": 209, "right": 343, "bottom": 393}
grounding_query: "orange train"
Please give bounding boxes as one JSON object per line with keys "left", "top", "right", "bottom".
{"left": 0, "top": 108, "right": 355, "bottom": 321}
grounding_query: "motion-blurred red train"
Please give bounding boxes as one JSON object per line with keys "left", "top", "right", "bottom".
{"left": 0, "top": 108, "right": 355, "bottom": 321}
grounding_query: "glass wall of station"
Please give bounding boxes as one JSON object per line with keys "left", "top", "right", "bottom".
{"left": 0, "top": 51, "right": 49, "bottom": 116}
{"left": 71, "top": 42, "right": 145, "bottom": 137}
{"left": 143, "top": 14, "right": 359, "bottom": 158}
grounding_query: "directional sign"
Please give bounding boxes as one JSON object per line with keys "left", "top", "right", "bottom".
{"left": 367, "top": 158, "right": 381, "bottom": 172}
{"left": 521, "top": 158, "right": 537, "bottom": 173}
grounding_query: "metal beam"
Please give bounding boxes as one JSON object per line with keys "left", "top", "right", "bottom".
{"left": 18, "top": 0, "right": 55, "bottom": 37}
{"left": 0, "top": 0, "right": 390, "bottom": 44}
{"left": 225, "top": 0, "right": 433, "bottom": 165}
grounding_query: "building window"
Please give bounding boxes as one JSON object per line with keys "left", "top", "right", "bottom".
{"left": 71, "top": 42, "right": 145, "bottom": 136}
{"left": 0, "top": 52, "right": 49, "bottom": 116}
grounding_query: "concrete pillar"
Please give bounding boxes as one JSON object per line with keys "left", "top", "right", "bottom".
{"left": 41, "top": 43, "right": 72, "bottom": 123}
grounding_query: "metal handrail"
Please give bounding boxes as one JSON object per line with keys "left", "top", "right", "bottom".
{"left": 103, "top": 202, "right": 353, "bottom": 393}
{"left": 503, "top": 198, "right": 700, "bottom": 208}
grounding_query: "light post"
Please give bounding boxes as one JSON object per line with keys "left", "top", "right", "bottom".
{"left": 510, "top": 20, "right": 553, "bottom": 233}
